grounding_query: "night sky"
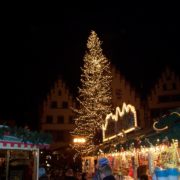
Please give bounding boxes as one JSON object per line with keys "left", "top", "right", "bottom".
{"left": 0, "top": 7, "right": 179, "bottom": 129}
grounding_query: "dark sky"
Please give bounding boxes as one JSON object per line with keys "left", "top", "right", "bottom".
{"left": 0, "top": 7, "right": 180, "bottom": 129}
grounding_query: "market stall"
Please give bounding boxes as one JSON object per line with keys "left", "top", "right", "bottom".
{"left": 0, "top": 125, "right": 51, "bottom": 180}
{"left": 82, "top": 107, "right": 180, "bottom": 179}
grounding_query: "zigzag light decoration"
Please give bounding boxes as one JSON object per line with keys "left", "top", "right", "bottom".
{"left": 102, "top": 103, "right": 138, "bottom": 142}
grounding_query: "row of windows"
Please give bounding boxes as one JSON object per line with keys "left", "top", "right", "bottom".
{"left": 158, "top": 94, "right": 180, "bottom": 103}
{"left": 51, "top": 90, "right": 62, "bottom": 96}
{"left": 46, "top": 130, "right": 71, "bottom": 142}
{"left": 163, "top": 83, "right": 177, "bottom": 91}
{"left": 46, "top": 115, "right": 74, "bottom": 124}
{"left": 51, "top": 101, "right": 68, "bottom": 109}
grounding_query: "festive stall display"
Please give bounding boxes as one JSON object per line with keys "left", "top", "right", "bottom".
{"left": 0, "top": 125, "right": 52, "bottom": 180}
{"left": 82, "top": 107, "right": 180, "bottom": 179}
{"left": 82, "top": 156, "right": 96, "bottom": 175}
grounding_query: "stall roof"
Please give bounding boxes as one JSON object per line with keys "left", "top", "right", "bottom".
{"left": 0, "top": 125, "right": 52, "bottom": 150}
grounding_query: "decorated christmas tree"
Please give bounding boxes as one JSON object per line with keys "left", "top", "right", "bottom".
{"left": 72, "top": 30, "right": 112, "bottom": 154}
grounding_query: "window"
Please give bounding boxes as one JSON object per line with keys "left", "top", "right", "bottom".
{"left": 171, "top": 94, "right": 180, "bottom": 101}
{"left": 166, "top": 75, "right": 171, "bottom": 80}
{"left": 158, "top": 95, "right": 170, "bottom": 103}
{"left": 46, "top": 116, "right": 53, "bottom": 123}
{"left": 58, "top": 131, "right": 65, "bottom": 141}
{"left": 62, "top": 101, "right": 68, "bottom": 109}
{"left": 172, "top": 83, "right": 176, "bottom": 90}
{"left": 58, "top": 90, "right": 62, "bottom": 96}
{"left": 115, "top": 89, "right": 122, "bottom": 99}
{"left": 53, "top": 130, "right": 71, "bottom": 142}
{"left": 57, "top": 116, "right": 64, "bottom": 124}
{"left": 69, "top": 116, "right": 74, "bottom": 124}
{"left": 51, "top": 101, "right": 57, "bottom": 108}
{"left": 163, "top": 84, "right": 167, "bottom": 91}
{"left": 52, "top": 130, "right": 64, "bottom": 142}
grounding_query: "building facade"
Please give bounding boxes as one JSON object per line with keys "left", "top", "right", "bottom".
{"left": 40, "top": 67, "right": 180, "bottom": 148}
{"left": 40, "top": 79, "right": 76, "bottom": 149}
{"left": 147, "top": 67, "right": 180, "bottom": 126}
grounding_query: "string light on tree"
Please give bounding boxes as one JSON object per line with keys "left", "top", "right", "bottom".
{"left": 71, "top": 30, "right": 112, "bottom": 155}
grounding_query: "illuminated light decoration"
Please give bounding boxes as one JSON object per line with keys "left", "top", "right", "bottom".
{"left": 171, "top": 112, "right": 180, "bottom": 116}
{"left": 71, "top": 30, "right": 112, "bottom": 155}
{"left": 153, "top": 112, "right": 180, "bottom": 132}
{"left": 153, "top": 121, "right": 168, "bottom": 132}
{"left": 73, "top": 138, "right": 86, "bottom": 143}
{"left": 102, "top": 102, "right": 138, "bottom": 142}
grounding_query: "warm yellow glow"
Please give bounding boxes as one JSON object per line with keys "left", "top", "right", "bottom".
{"left": 102, "top": 102, "right": 137, "bottom": 142}
{"left": 153, "top": 121, "right": 168, "bottom": 131}
{"left": 73, "top": 138, "right": 86, "bottom": 143}
{"left": 71, "top": 30, "right": 112, "bottom": 155}
{"left": 171, "top": 112, "right": 180, "bottom": 116}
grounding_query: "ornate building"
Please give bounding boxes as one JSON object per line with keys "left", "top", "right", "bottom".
{"left": 147, "top": 67, "right": 180, "bottom": 127}
{"left": 40, "top": 67, "right": 180, "bottom": 148}
{"left": 40, "top": 79, "right": 76, "bottom": 149}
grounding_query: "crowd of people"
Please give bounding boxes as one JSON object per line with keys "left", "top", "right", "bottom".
{"left": 39, "top": 157, "right": 116, "bottom": 180}
{"left": 39, "top": 157, "right": 151, "bottom": 179}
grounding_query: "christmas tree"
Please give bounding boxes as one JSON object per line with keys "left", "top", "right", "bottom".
{"left": 72, "top": 30, "right": 112, "bottom": 154}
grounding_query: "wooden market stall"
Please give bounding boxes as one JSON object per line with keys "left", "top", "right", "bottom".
{"left": 0, "top": 125, "right": 51, "bottom": 180}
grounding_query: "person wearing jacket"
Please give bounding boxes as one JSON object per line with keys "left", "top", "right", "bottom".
{"left": 39, "top": 167, "right": 48, "bottom": 180}
{"left": 93, "top": 157, "right": 115, "bottom": 180}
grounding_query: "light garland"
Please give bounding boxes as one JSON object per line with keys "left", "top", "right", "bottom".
{"left": 153, "top": 121, "right": 168, "bottom": 131}
{"left": 102, "top": 103, "right": 138, "bottom": 142}
{"left": 153, "top": 112, "right": 180, "bottom": 132}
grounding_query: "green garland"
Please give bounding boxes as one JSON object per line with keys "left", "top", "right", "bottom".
{"left": 0, "top": 125, "right": 52, "bottom": 145}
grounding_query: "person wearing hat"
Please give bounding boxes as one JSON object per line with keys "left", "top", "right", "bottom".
{"left": 93, "top": 157, "right": 115, "bottom": 180}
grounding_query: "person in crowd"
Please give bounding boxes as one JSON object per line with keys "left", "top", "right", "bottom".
{"left": 139, "top": 174, "right": 149, "bottom": 180}
{"left": 75, "top": 171, "right": 82, "bottom": 180}
{"left": 81, "top": 172, "right": 87, "bottom": 180}
{"left": 39, "top": 167, "right": 48, "bottom": 180}
{"left": 93, "top": 157, "right": 115, "bottom": 180}
{"left": 64, "top": 168, "right": 76, "bottom": 180}
{"left": 51, "top": 169, "right": 64, "bottom": 180}
{"left": 137, "top": 165, "right": 149, "bottom": 180}
{"left": 93, "top": 159, "right": 101, "bottom": 180}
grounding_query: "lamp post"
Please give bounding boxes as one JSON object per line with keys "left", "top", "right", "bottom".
{"left": 72, "top": 137, "right": 86, "bottom": 171}
{"left": 72, "top": 136, "right": 86, "bottom": 155}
